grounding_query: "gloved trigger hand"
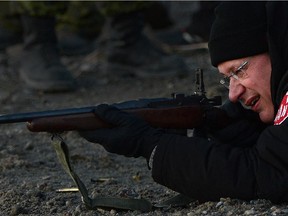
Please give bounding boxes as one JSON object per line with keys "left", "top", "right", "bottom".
{"left": 208, "top": 100, "right": 267, "bottom": 147}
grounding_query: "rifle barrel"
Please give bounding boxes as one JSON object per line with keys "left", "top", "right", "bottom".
{"left": 0, "top": 107, "right": 96, "bottom": 124}
{"left": 0, "top": 98, "right": 170, "bottom": 124}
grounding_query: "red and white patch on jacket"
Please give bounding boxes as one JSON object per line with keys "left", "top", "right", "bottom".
{"left": 274, "top": 91, "right": 288, "bottom": 125}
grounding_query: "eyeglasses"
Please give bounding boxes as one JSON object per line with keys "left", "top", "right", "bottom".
{"left": 220, "top": 60, "right": 249, "bottom": 89}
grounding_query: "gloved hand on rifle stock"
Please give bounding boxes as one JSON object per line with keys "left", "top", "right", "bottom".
{"left": 79, "top": 104, "right": 163, "bottom": 159}
{"left": 206, "top": 100, "right": 267, "bottom": 147}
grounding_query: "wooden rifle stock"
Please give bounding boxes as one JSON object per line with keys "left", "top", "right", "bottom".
{"left": 27, "top": 105, "right": 206, "bottom": 133}
{"left": 26, "top": 105, "right": 231, "bottom": 133}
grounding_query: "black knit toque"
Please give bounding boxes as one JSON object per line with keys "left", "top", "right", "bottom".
{"left": 208, "top": 2, "right": 269, "bottom": 67}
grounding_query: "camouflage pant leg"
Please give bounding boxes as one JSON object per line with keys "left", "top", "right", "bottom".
{"left": 9, "top": 1, "right": 68, "bottom": 17}
{"left": 57, "top": 1, "right": 104, "bottom": 39}
{"left": 8, "top": 1, "right": 103, "bottom": 38}
{"left": 96, "top": 1, "right": 153, "bottom": 16}
{"left": 57, "top": 1, "right": 153, "bottom": 38}
{"left": 0, "top": 1, "right": 68, "bottom": 32}
{"left": 0, "top": 1, "right": 21, "bottom": 32}
{"left": 60, "top": 1, "right": 154, "bottom": 38}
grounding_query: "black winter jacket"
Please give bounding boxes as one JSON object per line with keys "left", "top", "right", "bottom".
{"left": 151, "top": 1, "right": 288, "bottom": 203}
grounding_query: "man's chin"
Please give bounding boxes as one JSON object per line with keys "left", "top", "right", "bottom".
{"left": 259, "top": 112, "right": 274, "bottom": 124}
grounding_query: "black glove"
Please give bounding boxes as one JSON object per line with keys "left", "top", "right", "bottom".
{"left": 206, "top": 100, "right": 268, "bottom": 147}
{"left": 79, "top": 104, "right": 162, "bottom": 159}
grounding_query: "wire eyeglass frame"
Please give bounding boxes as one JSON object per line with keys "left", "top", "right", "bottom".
{"left": 219, "top": 60, "right": 249, "bottom": 89}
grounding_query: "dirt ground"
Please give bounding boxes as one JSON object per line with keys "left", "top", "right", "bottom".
{"left": 1, "top": 12, "right": 288, "bottom": 216}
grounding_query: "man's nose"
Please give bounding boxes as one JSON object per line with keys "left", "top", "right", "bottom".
{"left": 228, "top": 79, "right": 245, "bottom": 102}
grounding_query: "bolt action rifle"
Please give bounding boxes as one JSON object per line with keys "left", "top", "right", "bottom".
{"left": 0, "top": 69, "right": 232, "bottom": 211}
{"left": 0, "top": 69, "right": 230, "bottom": 133}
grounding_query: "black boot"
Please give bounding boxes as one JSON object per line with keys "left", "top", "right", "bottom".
{"left": 20, "top": 15, "right": 76, "bottom": 92}
{"left": 0, "top": 18, "right": 22, "bottom": 76}
{"left": 0, "top": 24, "right": 22, "bottom": 50}
{"left": 99, "top": 12, "right": 189, "bottom": 78}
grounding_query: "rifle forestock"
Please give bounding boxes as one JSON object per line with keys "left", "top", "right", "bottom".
{"left": 27, "top": 105, "right": 206, "bottom": 132}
